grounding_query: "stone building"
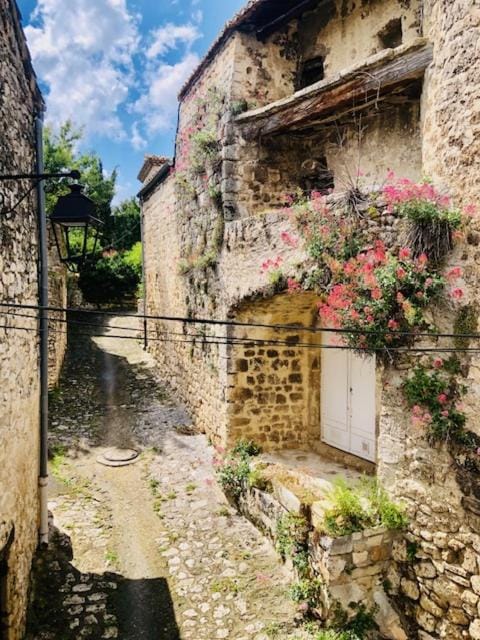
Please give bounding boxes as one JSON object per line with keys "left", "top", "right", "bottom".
{"left": 140, "top": 0, "right": 480, "bottom": 637}
{"left": 0, "top": 1, "right": 66, "bottom": 638}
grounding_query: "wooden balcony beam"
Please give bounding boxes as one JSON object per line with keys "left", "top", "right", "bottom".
{"left": 236, "top": 39, "right": 432, "bottom": 140}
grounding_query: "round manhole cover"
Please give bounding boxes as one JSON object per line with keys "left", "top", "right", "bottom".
{"left": 97, "top": 448, "right": 140, "bottom": 467}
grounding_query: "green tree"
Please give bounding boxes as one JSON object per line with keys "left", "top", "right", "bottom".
{"left": 43, "top": 121, "right": 117, "bottom": 244}
{"left": 112, "top": 198, "right": 141, "bottom": 250}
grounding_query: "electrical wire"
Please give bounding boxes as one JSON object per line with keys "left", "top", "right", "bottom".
{"left": 2, "top": 313, "right": 480, "bottom": 355}
{"left": 1, "top": 300, "right": 480, "bottom": 341}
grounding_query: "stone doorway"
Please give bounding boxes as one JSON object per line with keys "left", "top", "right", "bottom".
{"left": 226, "top": 292, "right": 321, "bottom": 450}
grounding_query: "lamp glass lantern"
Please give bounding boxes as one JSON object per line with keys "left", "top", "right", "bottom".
{"left": 49, "top": 184, "right": 103, "bottom": 272}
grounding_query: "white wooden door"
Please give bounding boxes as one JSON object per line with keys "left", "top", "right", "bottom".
{"left": 321, "top": 332, "right": 376, "bottom": 462}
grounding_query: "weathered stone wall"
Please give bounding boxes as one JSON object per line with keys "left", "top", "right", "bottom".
{"left": 373, "top": 2, "right": 480, "bottom": 638}
{"left": 226, "top": 293, "right": 321, "bottom": 449}
{"left": 142, "top": 3, "right": 480, "bottom": 635}
{"left": 298, "top": 0, "right": 422, "bottom": 79}
{"left": 237, "top": 481, "right": 406, "bottom": 639}
{"left": 0, "top": 2, "right": 44, "bottom": 638}
{"left": 231, "top": 100, "right": 422, "bottom": 219}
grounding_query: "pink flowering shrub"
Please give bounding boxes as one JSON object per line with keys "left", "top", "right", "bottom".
{"left": 318, "top": 241, "right": 444, "bottom": 351}
{"left": 383, "top": 173, "right": 463, "bottom": 262}
{"left": 403, "top": 359, "right": 469, "bottom": 445}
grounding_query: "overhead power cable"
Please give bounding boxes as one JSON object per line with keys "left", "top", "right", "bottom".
{"left": 2, "top": 314, "right": 480, "bottom": 355}
{"left": 1, "top": 301, "right": 480, "bottom": 341}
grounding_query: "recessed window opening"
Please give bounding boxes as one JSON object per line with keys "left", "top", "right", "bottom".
{"left": 300, "top": 156, "right": 334, "bottom": 195}
{"left": 299, "top": 56, "right": 325, "bottom": 89}
{"left": 378, "top": 18, "right": 403, "bottom": 49}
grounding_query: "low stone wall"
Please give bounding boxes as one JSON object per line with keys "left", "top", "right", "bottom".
{"left": 237, "top": 484, "right": 406, "bottom": 639}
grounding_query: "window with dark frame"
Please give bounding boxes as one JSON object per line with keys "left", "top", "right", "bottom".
{"left": 298, "top": 56, "right": 325, "bottom": 89}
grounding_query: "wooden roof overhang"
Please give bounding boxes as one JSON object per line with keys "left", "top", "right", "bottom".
{"left": 236, "top": 39, "right": 433, "bottom": 140}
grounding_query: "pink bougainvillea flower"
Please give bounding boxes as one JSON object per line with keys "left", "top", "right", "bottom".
{"left": 417, "top": 253, "right": 428, "bottom": 266}
{"left": 396, "top": 292, "right": 405, "bottom": 304}
{"left": 433, "top": 357, "right": 443, "bottom": 369}
{"left": 281, "top": 231, "right": 299, "bottom": 248}
{"left": 388, "top": 319, "right": 399, "bottom": 330}
{"left": 447, "top": 267, "right": 463, "bottom": 280}
{"left": 450, "top": 288, "right": 464, "bottom": 300}
{"left": 371, "top": 288, "right": 382, "bottom": 300}
{"left": 438, "top": 393, "right": 448, "bottom": 405}
{"left": 399, "top": 247, "right": 411, "bottom": 260}
{"left": 396, "top": 267, "right": 407, "bottom": 280}
{"left": 287, "top": 278, "right": 301, "bottom": 294}
{"left": 441, "top": 410, "right": 449, "bottom": 418}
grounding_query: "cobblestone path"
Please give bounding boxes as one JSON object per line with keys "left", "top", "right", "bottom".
{"left": 27, "top": 312, "right": 315, "bottom": 640}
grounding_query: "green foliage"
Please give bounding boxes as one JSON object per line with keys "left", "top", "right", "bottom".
{"left": 111, "top": 198, "right": 141, "bottom": 250}
{"left": 400, "top": 200, "right": 462, "bottom": 228}
{"left": 123, "top": 242, "right": 143, "bottom": 278}
{"left": 289, "top": 578, "right": 325, "bottom": 609}
{"left": 314, "top": 631, "right": 357, "bottom": 640}
{"left": 191, "top": 129, "right": 219, "bottom": 171}
{"left": 216, "top": 440, "right": 261, "bottom": 500}
{"left": 231, "top": 99, "right": 249, "bottom": 116}
{"left": 330, "top": 602, "right": 378, "bottom": 639}
{"left": 78, "top": 251, "right": 140, "bottom": 304}
{"left": 216, "top": 456, "right": 251, "bottom": 499}
{"left": 406, "top": 541, "right": 419, "bottom": 562}
{"left": 276, "top": 514, "right": 309, "bottom": 559}
{"left": 247, "top": 466, "right": 272, "bottom": 492}
{"left": 362, "top": 478, "right": 409, "bottom": 530}
{"left": 322, "top": 479, "right": 368, "bottom": 537}
{"left": 43, "top": 121, "right": 117, "bottom": 242}
{"left": 403, "top": 361, "right": 469, "bottom": 445}
{"left": 232, "top": 440, "right": 261, "bottom": 459}
{"left": 321, "top": 478, "right": 407, "bottom": 537}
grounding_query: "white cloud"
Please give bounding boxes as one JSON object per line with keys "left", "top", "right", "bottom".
{"left": 133, "top": 53, "right": 200, "bottom": 135}
{"left": 131, "top": 122, "right": 147, "bottom": 151}
{"left": 25, "top": 0, "right": 139, "bottom": 140}
{"left": 146, "top": 23, "right": 200, "bottom": 59}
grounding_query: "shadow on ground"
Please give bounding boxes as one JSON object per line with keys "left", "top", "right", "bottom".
{"left": 26, "top": 521, "right": 180, "bottom": 640}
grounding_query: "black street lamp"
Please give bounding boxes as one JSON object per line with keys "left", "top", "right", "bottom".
{"left": 50, "top": 184, "right": 103, "bottom": 272}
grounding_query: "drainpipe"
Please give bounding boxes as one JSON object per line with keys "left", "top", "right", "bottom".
{"left": 35, "top": 116, "right": 49, "bottom": 546}
{"left": 139, "top": 199, "right": 148, "bottom": 350}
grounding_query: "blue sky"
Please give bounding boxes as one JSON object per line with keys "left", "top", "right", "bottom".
{"left": 17, "top": 0, "right": 245, "bottom": 203}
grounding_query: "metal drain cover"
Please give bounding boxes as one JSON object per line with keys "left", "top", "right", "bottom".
{"left": 97, "top": 448, "right": 140, "bottom": 467}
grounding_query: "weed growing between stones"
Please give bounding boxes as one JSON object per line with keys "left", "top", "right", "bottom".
{"left": 321, "top": 478, "right": 408, "bottom": 537}
{"left": 216, "top": 440, "right": 262, "bottom": 501}
{"left": 276, "top": 514, "right": 310, "bottom": 578}
{"left": 329, "top": 602, "right": 379, "bottom": 639}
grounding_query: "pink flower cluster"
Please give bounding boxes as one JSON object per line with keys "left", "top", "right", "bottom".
{"left": 412, "top": 404, "right": 432, "bottom": 428}
{"left": 261, "top": 256, "right": 283, "bottom": 274}
{"left": 280, "top": 230, "right": 299, "bottom": 248}
{"left": 383, "top": 172, "right": 451, "bottom": 211}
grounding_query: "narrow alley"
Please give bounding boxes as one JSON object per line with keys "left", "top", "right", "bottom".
{"left": 27, "top": 312, "right": 304, "bottom": 640}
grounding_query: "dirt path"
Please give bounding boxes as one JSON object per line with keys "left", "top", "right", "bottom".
{"left": 29, "top": 312, "right": 315, "bottom": 640}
